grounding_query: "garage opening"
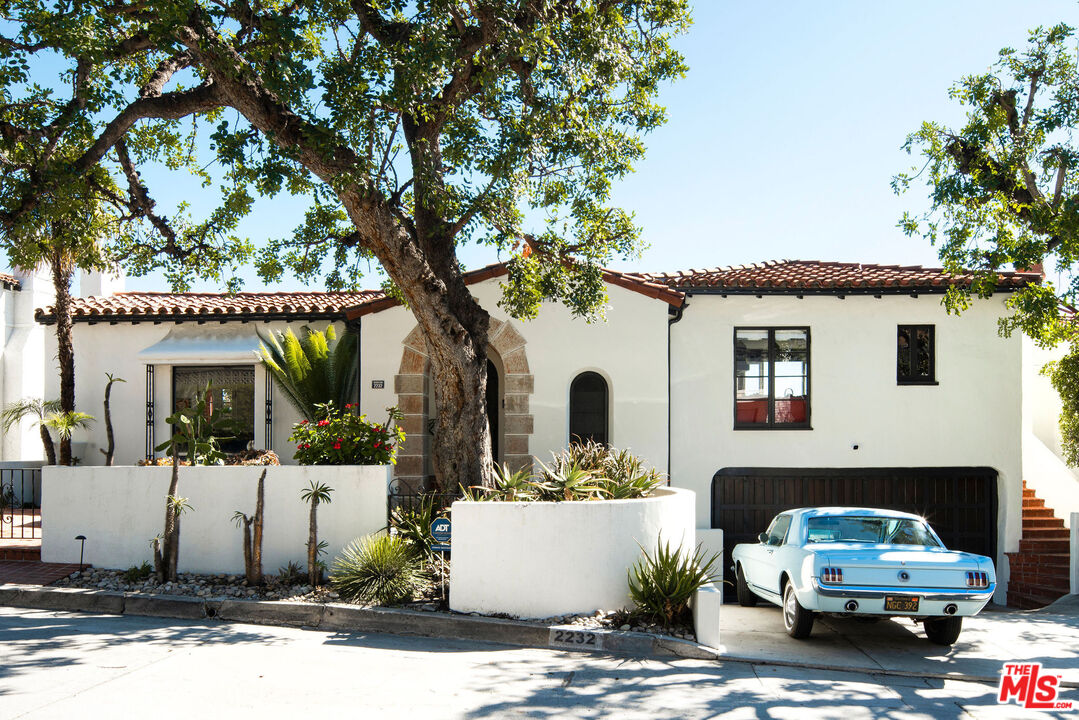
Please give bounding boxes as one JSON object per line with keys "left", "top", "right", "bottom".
{"left": 712, "top": 467, "right": 998, "bottom": 600}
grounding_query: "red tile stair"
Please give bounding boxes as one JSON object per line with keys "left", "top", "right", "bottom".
{"left": 1006, "top": 481, "right": 1072, "bottom": 609}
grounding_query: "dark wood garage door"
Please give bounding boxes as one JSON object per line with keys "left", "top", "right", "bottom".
{"left": 712, "top": 467, "right": 998, "bottom": 600}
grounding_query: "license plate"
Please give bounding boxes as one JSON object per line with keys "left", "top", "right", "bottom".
{"left": 884, "top": 595, "right": 920, "bottom": 612}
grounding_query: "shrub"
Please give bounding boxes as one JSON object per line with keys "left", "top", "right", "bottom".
{"left": 390, "top": 495, "right": 447, "bottom": 558}
{"left": 290, "top": 402, "right": 405, "bottom": 465}
{"left": 628, "top": 538, "right": 721, "bottom": 628}
{"left": 122, "top": 561, "right": 153, "bottom": 584}
{"left": 276, "top": 560, "right": 305, "bottom": 585}
{"left": 331, "top": 534, "right": 424, "bottom": 606}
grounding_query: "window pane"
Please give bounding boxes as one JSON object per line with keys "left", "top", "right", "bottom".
{"left": 774, "top": 330, "right": 807, "bottom": 425}
{"left": 897, "top": 328, "right": 912, "bottom": 377}
{"left": 915, "top": 328, "right": 931, "bottom": 377}
{"left": 173, "top": 366, "right": 255, "bottom": 453}
{"left": 735, "top": 330, "right": 769, "bottom": 425}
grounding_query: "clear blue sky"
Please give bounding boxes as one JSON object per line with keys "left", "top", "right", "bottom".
{"left": 7, "top": 2, "right": 1078, "bottom": 292}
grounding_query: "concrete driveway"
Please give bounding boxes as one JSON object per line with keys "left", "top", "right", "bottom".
{"left": 716, "top": 598, "right": 1079, "bottom": 685}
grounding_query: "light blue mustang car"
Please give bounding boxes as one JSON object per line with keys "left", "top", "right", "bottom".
{"left": 731, "top": 507, "right": 996, "bottom": 645}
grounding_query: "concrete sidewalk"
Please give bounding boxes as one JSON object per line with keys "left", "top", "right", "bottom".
{"left": 715, "top": 598, "right": 1079, "bottom": 685}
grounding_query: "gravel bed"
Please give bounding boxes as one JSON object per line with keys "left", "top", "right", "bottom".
{"left": 54, "top": 567, "right": 696, "bottom": 641}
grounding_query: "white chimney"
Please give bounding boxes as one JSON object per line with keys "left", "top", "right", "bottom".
{"left": 79, "top": 268, "right": 125, "bottom": 298}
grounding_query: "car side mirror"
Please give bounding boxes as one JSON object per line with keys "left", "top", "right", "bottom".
{"left": 758, "top": 532, "right": 770, "bottom": 544}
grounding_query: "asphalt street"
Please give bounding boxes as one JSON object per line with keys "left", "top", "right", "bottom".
{"left": 0, "top": 607, "right": 1064, "bottom": 720}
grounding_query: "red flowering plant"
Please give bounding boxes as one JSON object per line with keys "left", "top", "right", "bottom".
{"left": 289, "top": 402, "right": 405, "bottom": 465}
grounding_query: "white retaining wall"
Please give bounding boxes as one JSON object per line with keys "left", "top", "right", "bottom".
{"left": 449, "top": 487, "right": 696, "bottom": 618}
{"left": 41, "top": 465, "right": 390, "bottom": 575}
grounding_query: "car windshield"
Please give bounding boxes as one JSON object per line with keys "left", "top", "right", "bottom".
{"left": 805, "top": 516, "right": 940, "bottom": 547}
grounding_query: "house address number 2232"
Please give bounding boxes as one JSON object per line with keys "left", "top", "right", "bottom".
{"left": 548, "top": 628, "right": 603, "bottom": 650}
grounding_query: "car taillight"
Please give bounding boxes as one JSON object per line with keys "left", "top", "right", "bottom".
{"left": 820, "top": 567, "right": 843, "bottom": 584}
{"left": 965, "top": 571, "right": 989, "bottom": 588}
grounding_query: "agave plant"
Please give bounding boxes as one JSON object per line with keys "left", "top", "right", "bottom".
{"left": 390, "top": 494, "right": 445, "bottom": 558}
{"left": 532, "top": 459, "right": 607, "bottom": 502}
{"left": 628, "top": 538, "right": 721, "bottom": 628}
{"left": 257, "top": 324, "right": 357, "bottom": 421}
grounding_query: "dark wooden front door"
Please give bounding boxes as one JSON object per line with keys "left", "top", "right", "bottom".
{"left": 712, "top": 467, "right": 998, "bottom": 600}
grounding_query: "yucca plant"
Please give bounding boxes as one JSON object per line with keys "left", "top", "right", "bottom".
{"left": 331, "top": 534, "right": 424, "bottom": 606}
{"left": 628, "top": 539, "right": 721, "bottom": 628}
{"left": 258, "top": 324, "right": 358, "bottom": 421}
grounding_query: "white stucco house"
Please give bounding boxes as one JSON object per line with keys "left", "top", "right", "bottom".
{"left": 28, "top": 259, "right": 1079, "bottom": 607}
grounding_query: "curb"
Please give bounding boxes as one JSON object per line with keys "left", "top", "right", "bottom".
{"left": 0, "top": 584, "right": 717, "bottom": 662}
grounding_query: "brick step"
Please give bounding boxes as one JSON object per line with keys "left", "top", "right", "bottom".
{"left": 1022, "top": 507, "right": 1058, "bottom": 519}
{"left": 0, "top": 547, "right": 40, "bottom": 562}
{"left": 1022, "top": 497, "right": 1046, "bottom": 509}
{"left": 1007, "top": 590, "right": 1064, "bottom": 610}
{"left": 1007, "top": 575, "right": 1072, "bottom": 593}
{"left": 1007, "top": 551, "right": 1070, "bottom": 566}
{"left": 1023, "top": 517, "right": 1066, "bottom": 530}
{"left": 1022, "top": 488, "right": 1038, "bottom": 498}
{"left": 1019, "top": 527, "right": 1071, "bottom": 540}
{"left": 1019, "top": 538, "right": 1071, "bottom": 553}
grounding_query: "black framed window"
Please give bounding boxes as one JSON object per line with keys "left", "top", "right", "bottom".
{"left": 734, "top": 328, "right": 810, "bottom": 429}
{"left": 569, "top": 371, "right": 608, "bottom": 445}
{"left": 897, "top": 325, "right": 936, "bottom": 385}
{"left": 172, "top": 365, "right": 255, "bottom": 453}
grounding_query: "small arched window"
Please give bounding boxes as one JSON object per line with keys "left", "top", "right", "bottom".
{"left": 569, "top": 371, "right": 609, "bottom": 445}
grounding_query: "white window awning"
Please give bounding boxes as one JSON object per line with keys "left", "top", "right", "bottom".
{"left": 137, "top": 325, "right": 263, "bottom": 365}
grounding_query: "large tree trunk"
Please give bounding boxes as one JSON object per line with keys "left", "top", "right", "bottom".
{"left": 50, "top": 248, "right": 75, "bottom": 466}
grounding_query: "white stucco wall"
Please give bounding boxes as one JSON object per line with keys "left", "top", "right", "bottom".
{"left": 2, "top": 269, "right": 56, "bottom": 462}
{"left": 1022, "top": 339, "right": 1079, "bottom": 529}
{"left": 449, "top": 487, "right": 695, "bottom": 618}
{"left": 669, "top": 292, "right": 1024, "bottom": 601}
{"left": 358, "top": 279, "right": 671, "bottom": 473}
{"left": 68, "top": 320, "right": 343, "bottom": 466}
{"left": 41, "top": 464, "right": 390, "bottom": 574}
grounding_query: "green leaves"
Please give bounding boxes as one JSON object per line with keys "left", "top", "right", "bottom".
{"left": 628, "top": 538, "right": 720, "bottom": 628}
{"left": 258, "top": 325, "right": 358, "bottom": 421}
{"left": 896, "top": 23, "right": 1079, "bottom": 346}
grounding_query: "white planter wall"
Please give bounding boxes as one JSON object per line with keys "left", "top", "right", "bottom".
{"left": 41, "top": 465, "right": 389, "bottom": 575}
{"left": 449, "top": 487, "right": 695, "bottom": 618}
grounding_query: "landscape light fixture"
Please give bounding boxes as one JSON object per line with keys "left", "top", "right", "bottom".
{"left": 75, "top": 535, "right": 86, "bottom": 571}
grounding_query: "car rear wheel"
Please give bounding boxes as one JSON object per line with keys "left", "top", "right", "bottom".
{"left": 736, "top": 564, "right": 758, "bottom": 607}
{"left": 923, "top": 616, "right": 962, "bottom": 646}
{"left": 782, "top": 581, "right": 814, "bottom": 639}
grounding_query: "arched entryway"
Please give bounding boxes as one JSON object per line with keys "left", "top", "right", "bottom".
{"left": 393, "top": 319, "right": 533, "bottom": 492}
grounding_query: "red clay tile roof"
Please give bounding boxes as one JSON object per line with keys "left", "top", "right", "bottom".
{"left": 36, "top": 290, "right": 383, "bottom": 324}
{"left": 0, "top": 272, "right": 20, "bottom": 290}
{"left": 633, "top": 260, "right": 1039, "bottom": 293}
{"left": 343, "top": 263, "right": 684, "bottom": 319}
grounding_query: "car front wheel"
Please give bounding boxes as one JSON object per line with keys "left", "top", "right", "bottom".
{"left": 782, "top": 581, "right": 814, "bottom": 639}
{"left": 736, "top": 564, "right": 758, "bottom": 607}
{"left": 923, "top": 616, "right": 962, "bottom": 646}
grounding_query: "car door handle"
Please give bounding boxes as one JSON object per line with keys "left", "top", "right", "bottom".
{"left": 766, "top": 549, "right": 774, "bottom": 555}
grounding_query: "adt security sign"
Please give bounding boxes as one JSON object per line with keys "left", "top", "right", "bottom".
{"left": 430, "top": 519, "right": 451, "bottom": 552}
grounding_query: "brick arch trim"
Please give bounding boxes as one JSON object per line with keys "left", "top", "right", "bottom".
{"left": 392, "top": 319, "right": 534, "bottom": 491}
